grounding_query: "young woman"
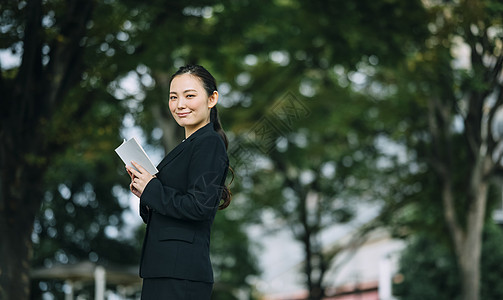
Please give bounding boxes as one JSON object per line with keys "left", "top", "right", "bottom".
{"left": 126, "top": 65, "right": 231, "bottom": 299}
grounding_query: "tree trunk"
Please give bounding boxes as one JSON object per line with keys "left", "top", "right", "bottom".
{"left": 0, "top": 208, "right": 36, "bottom": 300}
{"left": 442, "top": 154, "right": 491, "bottom": 300}
{"left": 441, "top": 184, "right": 485, "bottom": 300}
{"left": 0, "top": 155, "right": 45, "bottom": 299}
{"left": 459, "top": 245, "right": 481, "bottom": 300}
{"left": 298, "top": 191, "right": 326, "bottom": 300}
{"left": 0, "top": 0, "right": 93, "bottom": 296}
{"left": 458, "top": 181, "right": 488, "bottom": 300}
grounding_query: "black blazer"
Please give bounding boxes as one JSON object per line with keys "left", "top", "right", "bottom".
{"left": 138, "top": 122, "right": 228, "bottom": 283}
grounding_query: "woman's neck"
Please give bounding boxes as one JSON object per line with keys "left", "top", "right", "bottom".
{"left": 184, "top": 121, "right": 210, "bottom": 139}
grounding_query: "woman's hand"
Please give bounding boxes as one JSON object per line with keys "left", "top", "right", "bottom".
{"left": 125, "top": 166, "right": 141, "bottom": 198}
{"left": 126, "top": 161, "right": 156, "bottom": 198}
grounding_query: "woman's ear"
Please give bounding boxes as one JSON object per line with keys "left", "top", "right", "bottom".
{"left": 208, "top": 91, "right": 218, "bottom": 109}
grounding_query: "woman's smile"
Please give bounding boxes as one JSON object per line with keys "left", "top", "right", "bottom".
{"left": 176, "top": 111, "right": 191, "bottom": 118}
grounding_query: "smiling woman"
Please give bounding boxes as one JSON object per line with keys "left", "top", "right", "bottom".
{"left": 125, "top": 65, "right": 232, "bottom": 300}
{"left": 168, "top": 73, "right": 218, "bottom": 137}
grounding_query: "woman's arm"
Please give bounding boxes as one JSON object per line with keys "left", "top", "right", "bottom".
{"left": 140, "top": 135, "right": 228, "bottom": 221}
{"left": 139, "top": 203, "right": 149, "bottom": 224}
{"left": 126, "top": 162, "right": 155, "bottom": 223}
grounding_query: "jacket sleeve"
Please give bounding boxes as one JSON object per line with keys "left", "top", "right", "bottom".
{"left": 139, "top": 203, "right": 149, "bottom": 224}
{"left": 139, "top": 135, "right": 228, "bottom": 221}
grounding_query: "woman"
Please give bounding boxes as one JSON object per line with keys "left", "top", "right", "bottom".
{"left": 126, "top": 64, "right": 231, "bottom": 299}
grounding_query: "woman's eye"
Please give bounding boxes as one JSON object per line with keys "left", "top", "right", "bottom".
{"left": 169, "top": 96, "right": 177, "bottom": 100}
{"left": 186, "top": 94, "right": 195, "bottom": 98}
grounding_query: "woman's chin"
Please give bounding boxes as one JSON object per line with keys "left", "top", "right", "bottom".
{"left": 174, "top": 118, "right": 187, "bottom": 127}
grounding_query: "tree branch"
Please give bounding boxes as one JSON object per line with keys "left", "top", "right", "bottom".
{"left": 45, "top": 0, "right": 94, "bottom": 111}
{"left": 491, "top": 54, "right": 503, "bottom": 84}
{"left": 12, "top": 0, "right": 43, "bottom": 134}
{"left": 428, "top": 97, "right": 454, "bottom": 175}
{"left": 427, "top": 95, "right": 466, "bottom": 244}
{"left": 486, "top": 85, "right": 503, "bottom": 154}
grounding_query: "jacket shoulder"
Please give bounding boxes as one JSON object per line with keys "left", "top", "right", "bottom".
{"left": 192, "top": 130, "right": 226, "bottom": 151}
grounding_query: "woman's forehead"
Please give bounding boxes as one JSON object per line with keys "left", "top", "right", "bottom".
{"left": 170, "top": 74, "right": 203, "bottom": 91}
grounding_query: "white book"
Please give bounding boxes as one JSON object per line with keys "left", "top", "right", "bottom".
{"left": 115, "top": 137, "right": 158, "bottom": 175}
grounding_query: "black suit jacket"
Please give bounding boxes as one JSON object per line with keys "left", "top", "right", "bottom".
{"left": 138, "top": 122, "right": 228, "bottom": 283}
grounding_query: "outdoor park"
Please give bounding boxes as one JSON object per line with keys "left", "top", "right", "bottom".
{"left": 1, "top": 0, "right": 503, "bottom": 299}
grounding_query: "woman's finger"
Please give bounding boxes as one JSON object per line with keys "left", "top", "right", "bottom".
{"left": 127, "top": 166, "right": 154, "bottom": 198}
{"left": 132, "top": 161, "right": 151, "bottom": 177}
{"left": 130, "top": 181, "right": 142, "bottom": 197}
{"left": 126, "top": 167, "right": 135, "bottom": 179}
{"left": 127, "top": 165, "right": 141, "bottom": 177}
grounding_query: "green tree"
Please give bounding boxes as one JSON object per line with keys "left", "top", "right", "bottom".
{"left": 1, "top": 0, "right": 260, "bottom": 298}
{"left": 370, "top": 1, "right": 503, "bottom": 300}
{"left": 394, "top": 222, "right": 503, "bottom": 300}
{"left": 0, "top": 0, "right": 135, "bottom": 298}
{"left": 211, "top": 1, "right": 430, "bottom": 299}
{"left": 29, "top": 132, "right": 141, "bottom": 298}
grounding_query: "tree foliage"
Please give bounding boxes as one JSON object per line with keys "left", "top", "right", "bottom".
{"left": 369, "top": 1, "right": 503, "bottom": 300}
{"left": 3, "top": 0, "right": 502, "bottom": 299}
{"left": 394, "top": 222, "right": 503, "bottom": 300}
{"left": 1, "top": 0, "right": 259, "bottom": 299}
{"left": 1, "top": 0, "right": 132, "bottom": 297}
{"left": 207, "top": 1, "right": 430, "bottom": 299}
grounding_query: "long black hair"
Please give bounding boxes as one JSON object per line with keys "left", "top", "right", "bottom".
{"left": 169, "top": 64, "right": 232, "bottom": 210}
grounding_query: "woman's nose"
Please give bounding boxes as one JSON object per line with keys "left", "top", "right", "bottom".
{"left": 177, "top": 98, "right": 186, "bottom": 109}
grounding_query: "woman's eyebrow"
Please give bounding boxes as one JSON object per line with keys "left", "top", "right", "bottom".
{"left": 170, "top": 89, "right": 197, "bottom": 94}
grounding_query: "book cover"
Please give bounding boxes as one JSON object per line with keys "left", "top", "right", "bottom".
{"left": 115, "top": 137, "right": 159, "bottom": 175}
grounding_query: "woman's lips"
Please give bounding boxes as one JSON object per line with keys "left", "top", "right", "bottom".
{"left": 177, "top": 112, "right": 191, "bottom": 118}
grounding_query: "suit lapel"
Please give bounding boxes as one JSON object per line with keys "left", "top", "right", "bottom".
{"left": 156, "top": 122, "right": 214, "bottom": 172}
{"left": 156, "top": 141, "right": 188, "bottom": 172}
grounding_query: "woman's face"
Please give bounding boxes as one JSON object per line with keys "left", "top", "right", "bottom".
{"left": 169, "top": 73, "right": 217, "bottom": 135}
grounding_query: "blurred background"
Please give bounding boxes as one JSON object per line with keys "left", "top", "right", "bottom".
{"left": 1, "top": 0, "right": 503, "bottom": 299}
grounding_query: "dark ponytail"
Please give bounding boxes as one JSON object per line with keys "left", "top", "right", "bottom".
{"left": 210, "top": 106, "right": 229, "bottom": 150}
{"left": 210, "top": 105, "right": 232, "bottom": 210}
{"left": 170, "top": 64, "right": 233, "bottom": 210}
